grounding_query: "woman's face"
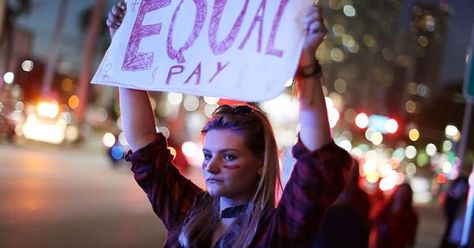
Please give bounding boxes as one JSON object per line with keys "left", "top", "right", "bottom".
{"left": 202, "top": 129, "right": 262, "bottom": 202}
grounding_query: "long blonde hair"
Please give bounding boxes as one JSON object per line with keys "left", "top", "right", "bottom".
{"left": 178, "top": 104, "right": 281, "bottom": 247}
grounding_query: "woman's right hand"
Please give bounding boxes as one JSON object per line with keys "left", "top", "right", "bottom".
{"left": 106, "top": 0, "right": 127, "bottom": 38}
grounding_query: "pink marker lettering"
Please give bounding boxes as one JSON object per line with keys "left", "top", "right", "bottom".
{"left": 209, "top": 61, "right": 230, "bottom": 83}
{"left": 185, "top": 63, "right": 202, "bottom": 85}
{"left": 265, "top": 0, "right": 288, "bottom": 57}
{"left": 167, "top": 0, "right": 207, "bottom": 63}
{"left": 122, "top": 0, "right": 171, "bottom": 71}
{"left": 209, "top": 0, "right": 250, "bottom": 55}
{"left": 166, "top": 65, "right": 185, "bottom": 84}
{"left": 238, "top": 0, "right": 266, "bottom": 52}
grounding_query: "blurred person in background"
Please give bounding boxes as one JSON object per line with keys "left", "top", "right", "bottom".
{"left": 372, "top": 183, "right": 418, "bottom": 248}
{"left": 439, "top": 176, "right": 469, "bottom": 248}
{"left": 107, "top": 1, "right": 352, "bottom": 247}
{"left": 310, "top": 160, "right": 371, "bottom": 248}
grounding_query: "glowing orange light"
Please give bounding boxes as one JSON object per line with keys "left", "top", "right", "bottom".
{"left": 68, "top": 95, "right": 80, "bottom": 110}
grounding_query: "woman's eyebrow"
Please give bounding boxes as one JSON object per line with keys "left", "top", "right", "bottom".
{"left": 202, "top": 148, "right": 240, "bottom": 153}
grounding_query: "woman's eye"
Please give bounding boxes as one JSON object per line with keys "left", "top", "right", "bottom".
{"left": 203, "top": 153, "right": 212, "bottom": 160}
{"left": 223, "top": 153, "right": 236, "bottom": 161}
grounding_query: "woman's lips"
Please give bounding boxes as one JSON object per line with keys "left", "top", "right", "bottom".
{"left": 206, "top": 178, "right": 223, "bottom": 184}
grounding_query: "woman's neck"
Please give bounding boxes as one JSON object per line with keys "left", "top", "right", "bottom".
{"left": 219, "top": 196, "right": 250, "bottom": 213}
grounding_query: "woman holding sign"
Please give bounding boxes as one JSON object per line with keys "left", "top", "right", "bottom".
{"left": 108, "top": 1, "right": 352, "bottom": 247}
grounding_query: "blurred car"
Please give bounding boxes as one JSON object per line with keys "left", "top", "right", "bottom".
{"left": 0, "top": 112, "right": 16, "bottom": 142}
{"left": 21, "top": 101, "right": 79, "bottom": 144}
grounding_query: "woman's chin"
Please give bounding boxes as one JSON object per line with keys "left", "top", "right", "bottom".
{"left": 206, "top": 188, "right": 222, "bottom": 197}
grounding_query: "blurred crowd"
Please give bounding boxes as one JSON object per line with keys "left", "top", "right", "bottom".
{"left": 306, "top": 158, "right": 473, "bottom": 248}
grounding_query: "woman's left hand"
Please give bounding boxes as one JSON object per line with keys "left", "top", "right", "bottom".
{"left": 299, "top": 4, "right": 327, "bottom": 67}
{"left": 295, "top": 4, "right": 331, "bottom": 151}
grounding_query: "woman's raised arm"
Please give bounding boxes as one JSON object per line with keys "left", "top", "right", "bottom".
{"left": 118, "top": 88, "right": 157, "bottom": 152}
{"left": 107, "top": 1, "right": 157, "bottom": 151}
{"left": 295, "top": 5, "right": 331, "bottom": 151}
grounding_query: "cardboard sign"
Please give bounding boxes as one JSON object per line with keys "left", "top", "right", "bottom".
{"left": 92, "top": 0, "right": 312, "bottom": 102}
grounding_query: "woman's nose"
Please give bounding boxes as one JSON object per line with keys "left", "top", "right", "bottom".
{"left": 206, "top": 159, "right": 220, "bottom": 174}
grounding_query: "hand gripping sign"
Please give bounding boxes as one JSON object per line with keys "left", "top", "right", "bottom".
{"left": 92, "top": 0, "right": 312, "bottom": 102}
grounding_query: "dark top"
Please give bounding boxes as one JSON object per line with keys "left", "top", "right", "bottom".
{"left": 373, "top": 206, "right": 418, "bottom": 248}
{"left": 310, "top": 197, "right": 371, "bottom": 248}
{"left": 125, "top": 133, "right": 351, "bottom": 247}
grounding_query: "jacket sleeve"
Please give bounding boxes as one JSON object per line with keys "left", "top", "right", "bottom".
{"left": 125, "top": 133, "right": 203, "bottom": 232}
{"left": 275, "top": 135, "right": 352, "bottom": 246}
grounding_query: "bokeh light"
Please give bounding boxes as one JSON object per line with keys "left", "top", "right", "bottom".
{"left": 426, "top": 143, "right": 437, "bottom": 156}
{"left": 203, "top": 96, "right": 219, "bottom": 105}
{"left": 184, "top": 96, "right": 199, "bottom": 112}
{"left": 445, "top": 125, "right": 460, "bottom": 141}
{"left": 406, "top": 163, "right": 417, "bottom": 176}
{"left": 167, "top": 93, "right": 183, "bottom": 105}
{"left": 68, "top": 95, "right": 79, "bottom": 110}
{"left": 405, "top": 145, "right": 417, "bottom": 159}
{"left": 3, "top": 72, "right": 14, "bottom": 84}
{"left": 355, "top": 113, "right": 369, "bottom": 129}
{"left": 102, "top": 133, "right": 116, "bottom": 148}
{"left": 408, "top": 128, "right": 420, "bottom": 141}
{"left": 21, "top": 60, "right": 34, "bottom": 72}
{"left": 385, "top": 119, "right": 399, "bottom": 134}
{"left": 371, "top": 132, "right": 383, "bottom": 145}
{"left": 443, "top": 140, "right": 453, "bottom": 152}
{"left": 343, "top": 5, "right": 356, "bottom": 17}
{"left": 330, "top": 48, "right": 344, "bottom": 62}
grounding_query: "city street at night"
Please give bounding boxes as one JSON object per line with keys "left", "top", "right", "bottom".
{"left": 1, "top": 0, "right": 474, "bottom": 247}
{"left": 0, "top": 140, "right": 168, "bottom": 248}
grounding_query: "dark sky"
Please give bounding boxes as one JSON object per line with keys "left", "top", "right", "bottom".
{"left": 438, "top": 0, "right": 474, "bottom": 85}
{"left": 14, "top": 0, "right": 116, "bottom": 71}
{"left": 397, "top": 0, "right": 473, "bottom": 85}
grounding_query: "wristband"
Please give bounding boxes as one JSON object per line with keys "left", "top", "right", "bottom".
{"left": 296, "top": 63, "right": 322, "bottom": 78}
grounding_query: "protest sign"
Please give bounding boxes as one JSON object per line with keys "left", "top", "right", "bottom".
{"left": 92, "top": 0, "right": 312, "bottom": 102}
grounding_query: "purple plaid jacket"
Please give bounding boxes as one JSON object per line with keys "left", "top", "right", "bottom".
{"left": 125, "top": 133, "right": 351, "bottom": 247}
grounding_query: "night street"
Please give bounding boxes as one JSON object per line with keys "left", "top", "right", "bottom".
{"left": 1, "top": 0, "right": 473, "bottom": 247}
{"left": 0, "top": 140, "right": 444, "bottom": 248}
{"left": 0, "top": 140, "right": 169, "bottom": 248}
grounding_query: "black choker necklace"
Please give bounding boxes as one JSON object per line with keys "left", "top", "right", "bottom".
{"left": 221, "top": 204, "right": 248, "bottom": 219}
